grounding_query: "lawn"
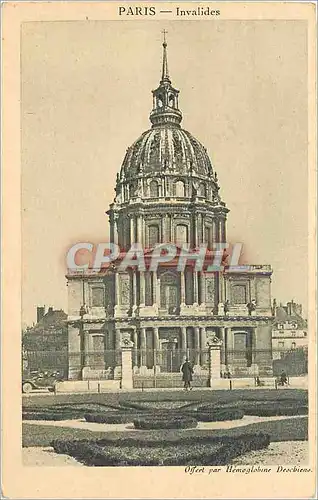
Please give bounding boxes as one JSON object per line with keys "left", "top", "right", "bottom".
{"left": 22, "top": 388, "right": 308, "bottom": 409}
{"left": 22, "top": 416, "right": 308, "bottom": 448}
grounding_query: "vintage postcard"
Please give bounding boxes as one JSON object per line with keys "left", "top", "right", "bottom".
{"left": 2, "top": 1, "right": 316, "bottom": 498}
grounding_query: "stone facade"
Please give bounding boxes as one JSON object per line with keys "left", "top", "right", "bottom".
{"left": 66, "top": 37, "right": 274, "bottom": 382}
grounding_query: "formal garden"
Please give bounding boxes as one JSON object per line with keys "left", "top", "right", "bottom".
{"left": 22, "top": 389, "right": 308, "bottom": 466}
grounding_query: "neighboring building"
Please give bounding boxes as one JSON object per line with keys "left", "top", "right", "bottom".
{"left": 66, "top": 37, "right": 274, "bottom": 384}
{"left": 272, "top": 300, "right": 308, "bottom": 352}
{"left": 22, "top": 307, "right": 68, "bottom": 374}
{"left": 271, "top": 300, "right": 308, "bottom": 376}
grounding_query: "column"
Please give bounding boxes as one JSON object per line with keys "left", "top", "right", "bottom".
{"left": 180, "top": 271, "right": 186, "bottom": 305}
{"left": 215, "top": 219, "right": 220, "bottom": 243}
{"left": 200, "top": 327, "right": 207, "bottom": 366}
{"left": 153, "top": 327, "right": 159, "bottom": 367}
{"left": 140, "top": 327, "right": 147, "bottom": 366}
{"left": 199, "top": 272, "right": 205, "bottom": 305}
{"left": 113, "top": 215, "right": 119, "bottom": 245}
{"left": 219, "top": 327, "right": 226, "bottom": 366}
{"left": 68, "top": 324, "right": 81, "bottom": 380}
{"left": 221, "top": 219, "right": 226, "bottom": 242}
{"left": 156, "top": 271, "right": 160, "bottom": 308}
{"left": 83, "top": 330, "right": 90, "bottom": 367}
{"left": 133, "top": 329, "right": 138, "bottom": 366}
{"left": 132, "top": 271, "right": 137, "bottom": 308}
{"left": 193, "top": 271, "right": 199, "bottom": 305}
{"left": 130, "top": 216, "right": 135, "bottom": 246}
{"left": 137, "top": 216, "right": 143, "bottom": 245}
{"left": 194, "top": 326, "right": 200, "bottom": 365}
{"left": 139, "top": 271, "right": 145, "bottom": 307}
{"left": 170, "top": 215, "right": 173, "bottom": 243}
{"left": 194, "top": 214, "right": 198, "bottom": 247}
{"left": 219, "top": 220, "right": 224, "bottom": 244}
{"left": 200, "top": 327, "right": 207, "bottom": 350}
{"left": 212, "top": 220, "right": 217, "bottom": 245}
{"left": 115, "top": 328, "right": 121, "bottom": 350}
{"left": 181, "top": 327, "right": 187, "bottom": 360}
{"left": 115, "top": 272, "right": 120, "bottom": 307}
{"left": 225, "top": 327, "right": 232, "bottom": 369}
{"left": 162, "top": 214, "right": 169, "bottom": 243}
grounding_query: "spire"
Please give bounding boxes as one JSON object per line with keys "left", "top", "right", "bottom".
{"left": 150, "top": 33, "right": 182, "bottom": 128}
{"left": 161, "top": 30, "right": 170, "bottom": 83}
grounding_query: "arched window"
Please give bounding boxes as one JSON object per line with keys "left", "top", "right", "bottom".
{"left": 198, "top": 183, "right": 206, "bottom": 197}
{"left": 175, "top": 180, "right": 185, "bottom": 197}
{"left": 169, "top": 94, "right": 175, "bottom": 107}
{"left": 149, "top": 180, "right": 159, "bottom": 198}
{"left": 148, "top": 225, "right": 160, "bottom": 247}
{"left": 157, "top": 94, "right": 164, "bottom": 108}
{"left": 175, "top": 224, "right": 188, "bottom": 245}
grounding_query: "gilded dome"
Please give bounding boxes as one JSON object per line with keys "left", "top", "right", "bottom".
{"left": 119, "top": 36, "right": 214, "bottom": 181}
{"left": 121, "top": 126, "right": 214, "bottom": 179}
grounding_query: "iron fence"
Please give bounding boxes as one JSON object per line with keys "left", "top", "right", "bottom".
{"left": 22, "top": 346, "right": 308, "bottom": 381}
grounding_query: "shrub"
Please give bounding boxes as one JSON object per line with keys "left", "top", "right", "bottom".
{"left": 133, "top": 416, "right": 198, "bottom": 430}
{"left": 195, "top": 409, "right": 244, "bottom": 422}
{"left": 51, "top": 432, "right": 270, "bottom": 466}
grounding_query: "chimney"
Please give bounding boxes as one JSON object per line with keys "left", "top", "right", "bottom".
{"left": 287, "top": 302, "right": 292, "bottom": 316}
{"left": 48, "top": 307, "right": 53, "bottom": 314}
{"left": 36, "top": 306, "right": 45, "bottom": 323}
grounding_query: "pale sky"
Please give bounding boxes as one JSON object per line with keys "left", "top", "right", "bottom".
{"left": 22, "top": 20, "right": 308, "bottom": 326}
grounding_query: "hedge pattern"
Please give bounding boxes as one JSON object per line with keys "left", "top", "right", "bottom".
{"left": 133, "top": 416, "right": 198, "bottom": 430}
{"left": 51, "top": 432, "right": 270, "bottom": 466}
{"left": 194, "top": 409, "right": 244, "bottom": 422}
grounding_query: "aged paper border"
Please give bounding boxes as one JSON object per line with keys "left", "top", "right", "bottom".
{"left": 2, "top": 2, "right": 316, "bottom": 498}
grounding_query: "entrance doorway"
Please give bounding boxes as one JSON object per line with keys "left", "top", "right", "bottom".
{"left": 160, "top": 273, "right": 179, "bottom": 314}
{"left": 161, "top": 338, "right": 180, "bottom": 372}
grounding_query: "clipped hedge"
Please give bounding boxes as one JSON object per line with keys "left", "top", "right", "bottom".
{"left": 243, "top": 406, "right": 308, "bottom": 417}
{"left": 133, "top": 416, "right": 198, "bottom": 430}
{"left": 195, "top": 409, "right": 244, "bottom": 422}
{"left": 22, "top": 411, "right": 85, "bottom": 421}
{"left": 84, "top": 413, "right": 137, "bottom": 424}
{"left": 51, "top": 432, "right": 270, "bottom": 466}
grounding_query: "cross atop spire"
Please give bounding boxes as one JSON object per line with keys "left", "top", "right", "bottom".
{"left": 161, "top": 29, "right": 170, "bottom": 83}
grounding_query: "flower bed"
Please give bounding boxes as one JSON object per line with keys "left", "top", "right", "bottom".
{"left": 133, "top": 416, "right": 198, "bottom": 430}
{"left": 51, "top": 432, "right": 270, "bottom": 466}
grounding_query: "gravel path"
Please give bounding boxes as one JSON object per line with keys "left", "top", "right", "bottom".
{"left": 23, "top": 447, "right": 83, "bottom": 466}
{"left": 24, "top": 414, "right": 306, "bottom": 433}
{"left": 232, "top": 441, "right": 308, "bottom": 465}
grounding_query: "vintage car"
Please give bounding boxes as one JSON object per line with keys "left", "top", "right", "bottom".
{"left": 22, "top": 370, "right": 63, "bottom": 393}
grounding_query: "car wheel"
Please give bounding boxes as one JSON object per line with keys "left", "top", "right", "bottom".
{"left": 22, "top": 382, "right": 33, "bottom": 393}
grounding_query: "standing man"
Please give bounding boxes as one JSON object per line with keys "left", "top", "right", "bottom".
{"left": 181, "top": 358, "right": 194, "bottom": 391}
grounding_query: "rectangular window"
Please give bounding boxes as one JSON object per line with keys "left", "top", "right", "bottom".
{"left": 232, "top": 284, "right": 247, "bottom": 304}
{"left": 92, "top": 287, "right": 105, "bottom": 307}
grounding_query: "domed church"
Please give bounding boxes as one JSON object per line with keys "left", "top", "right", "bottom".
{"left": 66, "top": 36, "right": 274, "bottom": 386}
